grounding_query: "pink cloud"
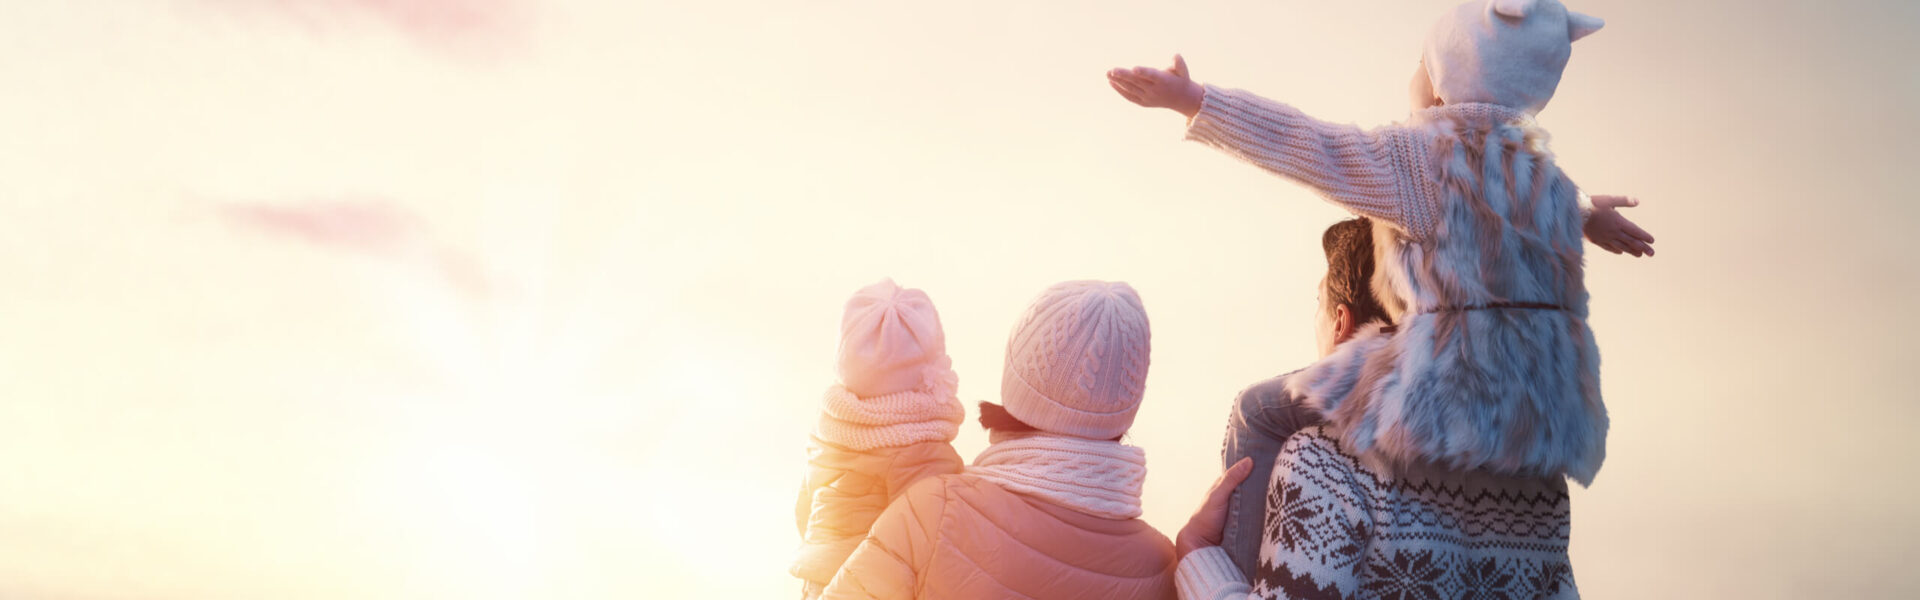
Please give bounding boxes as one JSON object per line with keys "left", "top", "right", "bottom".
{"left": 220, "top": 197, "right": 493, "bottom": 297}
{"left": 221, "top": 197, "right": 425, "bottom": 256}
{"left": 192, "top": 0, "right": 531, "bottom": 55}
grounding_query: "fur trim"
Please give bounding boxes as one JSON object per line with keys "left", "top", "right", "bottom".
{"left": 1289, "top": 110, "right": 1608, "bottom": 486}
{"left": 1283, "top": 322, "right": 1396, "bottom": 415}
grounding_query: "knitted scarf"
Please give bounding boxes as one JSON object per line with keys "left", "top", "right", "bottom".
{"left": 965, "top": 432, "right": 1147, "bottom": 520}
{"left": 814, "top": 359, "right": 963, "bottom": 451}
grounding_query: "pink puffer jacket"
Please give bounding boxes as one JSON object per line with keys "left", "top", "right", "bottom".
{"left": 793, "top": 437, "right": 965, "bottom": 588}
{"left": 820, "top": 473, "right": 1176, "bottom": 600}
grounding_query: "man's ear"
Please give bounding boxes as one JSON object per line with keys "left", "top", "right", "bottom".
{"left": 1332, "top": 303, "right": 1356, "bottom": 345}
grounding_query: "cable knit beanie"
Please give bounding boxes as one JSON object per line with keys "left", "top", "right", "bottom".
{"left": 1423, "top": 0, "right": 1604, "bottom": 114}
{"left": 837, "top": 278, "right": 947, "bottom": 398}
{"left": 1000, "top": 280, "right": 1151, "bottom": 440}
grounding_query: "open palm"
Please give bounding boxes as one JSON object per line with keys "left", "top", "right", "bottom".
{"left": 1107, "top": 54, "right": 1204, "bottom": 117}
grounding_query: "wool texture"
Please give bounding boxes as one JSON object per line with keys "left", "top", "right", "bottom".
{"left": 793, "top": 379, "right": 964, "bottom": 591}
{"left": 1000, "top": 280, "right": 1152, "bottom": 440}
{"left": 1188, "top": 90, "right": 1607, "bottom": 486}
{"left": 1424, "top": 0, "right": 1604, "bottom": 114}
{"left": 814, "top": 375, "right": 962, "bottom": 451}
{"left": 837, "top": 278, "right": 948, "bottom": 397}
{"left": 1283, "top": 108, "right": 1607, "bottom": 486}
{"left": 965, "top": 432, "right": 1148, "bottom": 520}
{"left": 1239, "top": 425, "right": 1576, "bottom": 600}
{"left": 1187, "top": 87, "right": 1441, "bottom": 239}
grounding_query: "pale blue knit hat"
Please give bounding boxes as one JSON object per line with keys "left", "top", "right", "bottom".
{"left": 1423, "top": 0, "right": 1605, "bottom": 114}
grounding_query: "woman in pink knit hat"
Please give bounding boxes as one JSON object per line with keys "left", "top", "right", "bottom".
{"left": 818, "top": 280, "right": 1177, "bottom": 599}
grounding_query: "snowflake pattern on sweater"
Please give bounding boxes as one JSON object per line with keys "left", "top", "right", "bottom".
{"left": 1250, "top": 425, "right": 1577, "bottom": 600}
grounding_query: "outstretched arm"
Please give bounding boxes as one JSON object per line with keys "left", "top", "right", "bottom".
{"left": 1584, "top": 195, "right": 1657, "bottom": 257}
{"left": 1108, "top": 55, "right": 1420, "bottom": 234}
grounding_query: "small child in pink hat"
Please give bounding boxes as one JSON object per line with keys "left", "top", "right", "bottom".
{"left": 790, "top": 279, "right": 964, "bottom": 598}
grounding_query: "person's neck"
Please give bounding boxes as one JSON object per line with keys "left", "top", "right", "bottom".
{"left": 987, "top": 430, "right": 1124, "bottom": 445}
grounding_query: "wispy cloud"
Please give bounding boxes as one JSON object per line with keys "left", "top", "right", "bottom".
{"left": 222, "top": 196, "right": 422, "bottom": 254}
{"left": 190, "top": 0, "right": 532, "bottom": 56}
{"left": 218, "top": 196, "right": 492, "bottom": 297}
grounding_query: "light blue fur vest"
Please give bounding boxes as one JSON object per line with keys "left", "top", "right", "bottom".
{"left": 1286, "top": 111, "right": 1608, "bottom": 486}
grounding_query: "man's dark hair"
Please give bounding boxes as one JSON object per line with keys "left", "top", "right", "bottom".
{"left": 1322, "top": 217, "right": 1391, "bottom": 327}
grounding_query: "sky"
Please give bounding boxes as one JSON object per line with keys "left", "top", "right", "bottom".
{"left": 1, "top": 0, "right": 1916, "bottom": 598}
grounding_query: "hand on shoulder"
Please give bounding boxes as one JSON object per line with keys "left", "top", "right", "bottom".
{"left": 1175, "top": 457, "right": 1254, "bottom": 560}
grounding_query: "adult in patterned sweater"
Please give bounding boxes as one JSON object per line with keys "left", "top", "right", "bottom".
{"left": 1220, "top": 214, "right": 1648, "bottom": 586}
{"left": 1216, "top": 217, "right": 1394, "bottom": 582}
{"left": 1197, "top": 217, "right": 1579, "bottom": 599}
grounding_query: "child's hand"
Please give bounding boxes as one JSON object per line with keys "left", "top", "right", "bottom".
{"left": 1584, "top": 195, "right": 1656, "bottom": 257}
{"left": 1108, "top": 54, "right": 1205, "bottom": 118}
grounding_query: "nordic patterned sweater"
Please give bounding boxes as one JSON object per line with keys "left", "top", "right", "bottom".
{"left": 1178, "top": 423, "right": 1576, "bottom": 600}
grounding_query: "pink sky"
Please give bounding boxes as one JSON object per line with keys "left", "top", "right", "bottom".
{"left": 2, "top": 1, "right": 1916, "bottom": 598}
{"left": 191, "top": 0, "right": 530, "bottom": 54}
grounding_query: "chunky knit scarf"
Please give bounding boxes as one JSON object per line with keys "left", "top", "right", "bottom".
{"left": 814, "top": 360, "right": 963, "bottom": 451}
{"left": 966, "top": 433, "right": 1148, "bottom": 520}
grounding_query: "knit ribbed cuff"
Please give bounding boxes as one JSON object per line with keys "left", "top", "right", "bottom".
{"left": 1183, "top": 85, "right": 1315, "bottom": 153}
{"left": 1176, "top": 546, "right": 1252, "bottom": 600}
{"left": 1184, "top": 85, "right": 1269, "bottom": 149}
{"left": 1000, "top": 367, "right": 1138, "bottom": 440}
{"left": 1181, "top": 85, "right": 1417, "bottom": 237}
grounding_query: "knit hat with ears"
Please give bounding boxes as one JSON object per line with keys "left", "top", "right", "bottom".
{"left": 999, "top": 281, "right": 1152, "bottom": 440}
{"left": 837, "top": 278, "right": 949, "bottom": 398}
{"left": 1423, "top": 0, "right": 1605, "bottom": 114}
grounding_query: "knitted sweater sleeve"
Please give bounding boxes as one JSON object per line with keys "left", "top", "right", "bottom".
{"left": 1186, "top": 85, "right": 1439, "bottom": 239}
{"left": 1174, "top": 546, "right": 1259, "bottom": 600}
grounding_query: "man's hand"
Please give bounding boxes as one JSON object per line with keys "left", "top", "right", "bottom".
{"left": 1584, "top": 195, "right": 1656, "bottom": 257}
{"left": 1107, "top": 54, "right": 1205, "bottom": 118}
{"left": 1175, "top": 457, "right": 1255, "bottom": 560}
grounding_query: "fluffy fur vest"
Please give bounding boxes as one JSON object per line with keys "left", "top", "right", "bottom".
{"left": 1285, "top": 110, "right": 1608, "bottom": 485}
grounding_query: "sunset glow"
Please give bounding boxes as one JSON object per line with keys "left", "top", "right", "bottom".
{"left": 3, "top": 0, "right": 1916, "bottom": 598}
